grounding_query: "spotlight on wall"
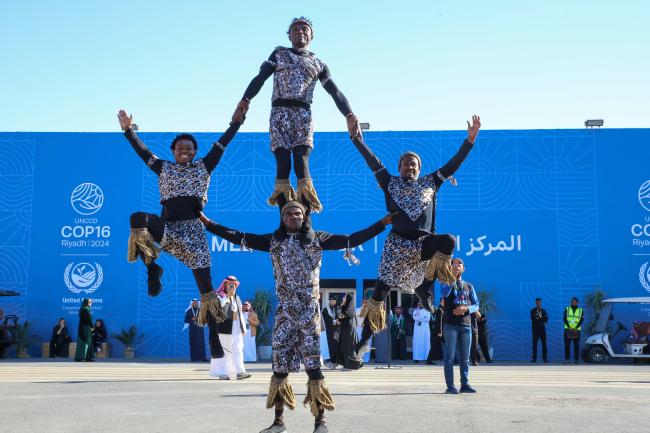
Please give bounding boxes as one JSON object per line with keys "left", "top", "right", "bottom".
{"left": 360, "top": 122, "right": 370, "bottom": 131}
{"left": 584, "top": 119, "right": 604, "bottom": 128}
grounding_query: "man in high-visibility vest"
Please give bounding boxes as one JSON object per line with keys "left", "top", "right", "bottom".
{"left": 563, "top": 297, "right": 584, "bottom": 364}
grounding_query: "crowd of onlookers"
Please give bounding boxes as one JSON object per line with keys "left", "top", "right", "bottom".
{"left": 48, "top": 300, "right": 108, "bottom": 361}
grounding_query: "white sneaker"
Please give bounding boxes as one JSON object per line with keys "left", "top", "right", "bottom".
{"left": 355, "top": 342, "right": 370, "bottom": 362}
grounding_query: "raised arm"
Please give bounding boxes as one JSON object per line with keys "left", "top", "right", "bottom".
{"left": 435, "top": 115, "right": 481, "bottom": 180}
{"left": 350, "top": 136, "right": 391, "bottom": 190}
{"left": 202, "top": 121, "right": 243, "bottom": 173}
{"left": 199, "top": 212, "right": 271, "bottom": 252}
{"left": 118, "top": 109, "right": 163, "bottom": 175}
{"left": 319, "top": 213, "right": 393, "bottom": 251}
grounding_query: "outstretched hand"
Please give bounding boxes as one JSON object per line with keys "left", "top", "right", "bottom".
{"left": 117, "top": 110, "right": 133, "bottom": 131}
{"left": 380, "top": 212, "right": 398, "bottom": 226}
{"left": 232, "top": 99, "right": 250, "bottom": 124}
{"left": 466, "top": 115, "right": 481, "bottom": 144}
{"left": 347, "top": 113, "right": 362, "bottom": 139}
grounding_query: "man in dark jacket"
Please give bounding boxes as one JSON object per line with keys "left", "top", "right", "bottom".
{"left": 531, "top": 298, "right": 549, "bottom": 363}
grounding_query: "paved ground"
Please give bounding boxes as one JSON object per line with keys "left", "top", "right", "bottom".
{"left": 1, "top": 359, "right": 649, "bottom": 433}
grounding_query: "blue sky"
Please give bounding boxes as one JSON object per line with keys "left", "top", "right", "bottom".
{"left": 1, "top": 0, "right": 648, "bottom": 132}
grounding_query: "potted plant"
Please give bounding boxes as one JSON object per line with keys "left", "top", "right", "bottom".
{"left": 14, "top": 321, "right": 37, "bottom": 358}
{"left": 112, "top": 325, "right": 144, "bottom": 359}
{"left": 585, "top": 287, "right": 607, "bottom": 336}
{"left": 476, "top": 286, "right": 497, "bottom": 316}
{"left": 251, "top": 288, "right": 275, "bottom": 360}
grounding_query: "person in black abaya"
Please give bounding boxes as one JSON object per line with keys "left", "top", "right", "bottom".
{"left": 184, "top": 298, "right": 207, "bottom": 362}
{"left": 92, "top": 319, "right": 108, "bottom": 353}
{"left": 321, "top": 294, "right": 340, "bottom": 365}
{"left": 333, "top": 293, "right": 363, "bottom": 370}
{"left": 426, "top": 298, "right": 445, "bottom": 364}
{"left": 49, "top": 318, "right": 71, "bottom": 358}
{"left": 74, "top": 298, "right": 94, "bottom": 362}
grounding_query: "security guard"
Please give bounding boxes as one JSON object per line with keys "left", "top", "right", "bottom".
{"left": 563, "top": 297, "right": 584, "bottom": 364}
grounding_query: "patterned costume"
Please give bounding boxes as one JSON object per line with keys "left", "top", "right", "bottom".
{"left": 123, "top": 123, "right": 240, "bottom": 358}
{"left": 267, "top": 47, "right": 327, "bottom": 151}
{"left": 241, "top": 18, "right": 355, "bottom": 213}
{"left": 203, "top": 207, "right": 386, "bottom": 430}
{"left": 351, "top": 136, "right": 475, "bottom": 343}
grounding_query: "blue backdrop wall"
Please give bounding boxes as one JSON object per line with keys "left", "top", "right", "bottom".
{"left": 1, "top": 128, "right": 649, "bottom": 360}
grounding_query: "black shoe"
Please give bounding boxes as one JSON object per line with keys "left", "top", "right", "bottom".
{"left": 530, "top": 358, "right": 537, "bottom": 363}
{"left": 445, "top": 387, "right": 459, "bottom": 394}
{"left": 460, "top": 384, "right": 477, "bottom": 393}
{"left": 543, "top": 359, "right": 549, "bottom": 363}
{"left": 259, "top": 423, "right": 286, "bottom": 433}
{"left": 574, "top": 360, "right": 580, "bottom": 365}
{"left": 414, "top": 360, "right": 420, "bottom": 364}
{"left": 415, "top": 284, "right": 434, "bottom": 312}
{"left": 147, "top": 263, "right": 163, "bottom": 296}
{"left": 426, "top": 360, "right": 436, "bottom": 365}
{"left": 486, "top": 360, "right": 493, "bottom": 363}
{"left": 314, "top": 423, "right": 329, "bottom": 433}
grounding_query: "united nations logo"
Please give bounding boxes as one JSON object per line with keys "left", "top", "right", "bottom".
{"left": 638, "top": 180, "right": 650, "bottom": 212}
{"left": 64, "top": 262, "right": 104, "bottom": 294}
{"left": 71, "top": 183, "right": 104, "bottom": 215}
{"left": 639, "top": 262, "right": 650, "bottom": 294}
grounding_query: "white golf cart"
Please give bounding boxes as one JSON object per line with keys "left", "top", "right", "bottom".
{"left": 583, "top": 297, "right": 650, "bottom": 364}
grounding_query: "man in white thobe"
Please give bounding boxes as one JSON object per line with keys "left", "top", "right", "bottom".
{"left": 209, "top": 276, "right": 252, "bottom": 380}
{"left": 412, "top": 302, "right": 431, "bottom": 362}
{"left": 242, "top": 301, "right": 259, "bottom": 362}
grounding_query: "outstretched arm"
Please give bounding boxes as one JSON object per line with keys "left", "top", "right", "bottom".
{"left": 242, "top": 50, "right": 277, "bottom": 101}
{"left": 320, "top": 65, "right": 353, "bottom": 116}
{"left": 350, "top": 136, "right": 391, "bottom": 190}
{"left": 435, "top": 115, "right": 481, "bottom": 180}
{"left": 199, "top": 212, "right": 271, "bottom": 252}
{"left": 319, "top": 64, "right": 362, "bottom": 139}
{"left": 202, "top": 121, "right": 244, "bottom": 172}
{"left": 118, "top": 109, "right": 163, "bottom": 174}
{"left": 319, "top": 213, "right": 393, "bottom": 250}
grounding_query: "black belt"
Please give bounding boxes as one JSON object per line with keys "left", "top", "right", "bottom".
{"left": 272, "top": 98, "right": 311, "bottom": 110}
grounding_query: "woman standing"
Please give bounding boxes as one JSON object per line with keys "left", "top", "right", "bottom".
{"left": 333, "top": 294, "right": 363, "bottom": 370}
{"left": 49, "top": 318, "right": 71, "bottom": 358}
{"left": 74, "top": 299, "right": 94, "bottom": 362}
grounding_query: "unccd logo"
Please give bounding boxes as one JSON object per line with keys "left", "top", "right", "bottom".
{"left": 639, "top": 262, "right": 650, "bottom": 294}
{"left": 71, "top": 183, "right": 104, "bottom": 215}
{"left": 64, "top": 262, "right": 104, "bottom": 294}
{"left": 639, "top": 180, "right": 650, "bottom": 212}
{"left": 631, "top": 224, "right": 650, "bottom": 237}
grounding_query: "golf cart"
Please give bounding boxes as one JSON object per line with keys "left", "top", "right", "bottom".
{"left": 583, "top": 297, "right": 650, "bottom": 364}
{"left": 0, "top": 289, "right": 20, "bottom": 357}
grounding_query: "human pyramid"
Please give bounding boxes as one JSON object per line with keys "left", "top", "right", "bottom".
{"left": 118, "top": 16, "right": 481, "bottom": 433}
